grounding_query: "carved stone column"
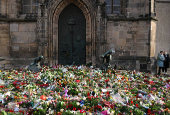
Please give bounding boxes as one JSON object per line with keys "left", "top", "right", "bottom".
{"left": 96, "top": 0, "right": 106, "bottom": 67}
{"left": 37, "top": 2, "right": 48, "bottom": 65}
{"left": 16, "top": 0, "right": 22, "bottom": 17}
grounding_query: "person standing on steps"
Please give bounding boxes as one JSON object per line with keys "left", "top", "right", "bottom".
{"left": 163, "top": 51, "right": 169, "bottom": 74}
{"left": 157, "top": 51, "right": 165, "bottom": 75}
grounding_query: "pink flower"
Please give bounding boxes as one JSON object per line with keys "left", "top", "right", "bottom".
{"left": 149, "top": 81, "right": 154, "bottom": 85}
{"left": 53, "top": 66, "right": 56, "bottom": 68}
{"left": 101, "top": 110, "right": 109, "bottom": 115}
{"left": 150, "top": 87, "right": 157, "bottom": 91}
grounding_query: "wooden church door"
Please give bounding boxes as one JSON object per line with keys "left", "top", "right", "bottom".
{"left": 58, "top": 3, "right": 86, "bottom": 65}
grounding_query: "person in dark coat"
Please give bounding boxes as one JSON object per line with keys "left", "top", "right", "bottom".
{"left": 163, "top": 51, "right": 169, "bottom": 74}
{"left": 157, "top": 51, "right": 165, "bottom": 75}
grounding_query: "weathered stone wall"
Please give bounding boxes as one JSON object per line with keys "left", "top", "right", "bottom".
{"left": 0, "top": 22, "right": 10, "bottom": 57}
{"left": 7, "top": 0, "right": 17, "bottom": 18}
{"left": 9, "top": 22, "right": 38, "bottom": 68}
{"left": 0, "top": 0, "right": 159, "bottom": 72}
{"left": 155, "top": 1, "right": 170, "bottom": 57}
{"left": 0, "top": 0, "right": 7, "bottom": 16}
{"left": 0, "top": 0, "right": 19, "bottom": 18}
{"left": 0, "top": 22, "right": 10, "bottom": 70}
{"left": 106, "top": 20, "right": 150, "bottom": 70}
{"left": 127, "top": 0, "right": 150, "bottom": 18}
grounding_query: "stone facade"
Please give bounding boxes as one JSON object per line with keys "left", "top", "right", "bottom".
{"left": 155, "top": 0, "right": 170, "bottom": 57}
{"left": 0, "top": 0, "right": 168, "bottom": 74}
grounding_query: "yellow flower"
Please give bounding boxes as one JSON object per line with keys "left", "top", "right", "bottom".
{"left": 111, "top": 110, "right": 115, "bottom": 114}
{"left": 60, "top": 109, "right": 64, "bottom": 112}
{"left": 0, "top": 70, "right": 1, "bottom": 72}
{"left": 46, "top": 101, "right": 50, "bottom": 106}
{"left": 77, "top": 102, "right": 80, "bottom": 106}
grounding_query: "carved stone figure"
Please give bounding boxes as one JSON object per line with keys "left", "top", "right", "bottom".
{"left": 28, "top": 55, "right": 44, "bottom": 71}
{"left": 100, "top": 51, "right": 113, "bottom": 71}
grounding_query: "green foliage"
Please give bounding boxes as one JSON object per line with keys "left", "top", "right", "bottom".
{"left": 7, "top": 113, "right": 15, "bottom": 115}
{"left": 42, "top": 103, "right": 47, "bottom": 110}
{"left": 91, "top": 99, "right": 98, "bottom": 106}
{"left": 165, "top": 100, "right": 170, "bottom": 108}
{"left": 76, "top": 113, "right": 85, "bottom": 115}
{"left": 130, "top": 87, "right": 138, "bottom": 94}
{"left": 1, "top": 111, "right": 7, "bottom": 115}
{"left": 81, "top": 91, "right": 87, "bottom": 97}
{"left": 119, "top": 106, "right": 130, "bottom": 114}
{"left": 62, "top": 111, "right": 73, "bottom": 115}
{"left": 138, "top": 105, "right": 148, "bottom": 113}
{"left": 77, "top": 70, "right": 84, "bottom": 76}
{"left": 150, "top": 103, "right": 161, "bottom": 111}
{"left": 3, "top": 112, "right": 23, "bottom": 115}
{"left": 20, "top": 101, "right": 33, "bottom": 108}
{"left": 85, "top": 97, "right": 99, "bottom": 107}
{"left": 141, "top": 84, "right": 147, "bottom": 89}
{"left": 55, "top": 102, "right": 62, "bottom": 112}
{"left": 33, "top": 108, "right": 46, "bottom": 115}
{"left": 133, "top": 108, "right": 145, "bottom": 115}
{"left": 68, "top": 88, "right": 79, "bottom": 96}
{"left": 56, "top": 70, "right": 63, "bottom": 77}
{"left": 70, "top": 82, "right": 78, "bottom": 88}
{"left": 55, "top": 87, "right": 62, "bottom": 92}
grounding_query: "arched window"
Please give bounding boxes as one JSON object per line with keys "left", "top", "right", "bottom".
{"left": 105, "top": 0, "right": 127, "bottom": 14}
{"left": 23, "top": 0, "right": 39, "bottom": 14}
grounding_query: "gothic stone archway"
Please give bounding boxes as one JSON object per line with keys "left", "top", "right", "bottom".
{"left": 58, "top": 3, "right": 86, "bottom": 65}
{"left": 47, "top": 0, "right": 96, "bottom": 66}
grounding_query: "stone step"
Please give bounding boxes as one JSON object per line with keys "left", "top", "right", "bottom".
{"left": 167, "top": 68, "right": 170, "bottom": 75}
{"left": 4, "top": 63, "right": 14, "bottom": 70}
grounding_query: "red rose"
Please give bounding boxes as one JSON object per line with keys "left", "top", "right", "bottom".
{"left": 80, "top": 109, "right": 86, "bottom": 113}
{"left": 0, "top": 86, "right": 4, "bottom": 88}
{"left": 76, "top": 80, "right": 80, "bottom": 83}
{"left": 107, "top": 91, "right": 109, "bottom": 95}
{"left": 9, "top": 110, "right": 14, "bottom": 113}
{"left": 73, "top": 107, "right": 76, "bottom": 111}
{"left": 136, "top": 104, "right": 139, "bottom": 108}
{"left": 87, "top": 92, "right": 90, "bottom": 96}
{"left": 148, "top": 109, "right": 151, "bottom": 113}
{"left": 16, "top": 86, "right": 20, "bottom": 89}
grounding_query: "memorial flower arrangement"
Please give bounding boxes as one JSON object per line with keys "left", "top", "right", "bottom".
{"left": 0, "top": 65, "right": 169, "bottom": 115}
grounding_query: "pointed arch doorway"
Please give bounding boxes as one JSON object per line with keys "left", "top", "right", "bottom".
{"left": 58, "top": 3, "right": 86, "bottom": 65}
